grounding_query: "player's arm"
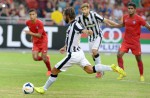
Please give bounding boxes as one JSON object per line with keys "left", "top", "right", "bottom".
{"left": 145, "top": 22, "right": 150, "bottom": 31}
{"left": 25, "top": 30, "right": 42, "bottom": 38}
{"left": 95, "top": 12, "right": 124, "bottom": 28}
{"left": 74, "top": 22, "right": 93, "bottom": 35}
{"left": 104, "top": 18, "right": 124, "bottom": 28}
{"left": 59, "top": 45, "right": 66, "bottom": 54}
{"left": 82, "top": 29, "right": 93, "bottom": 35}
{"left": 25, "top": 21, "right": 41, "bottom": 38}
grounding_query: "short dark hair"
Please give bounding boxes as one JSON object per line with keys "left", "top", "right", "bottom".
{"left": 28, "top": 9, "right": 37, "bottom": 13}
{"left": 127, "top": 2, "right": 136, "bottom": 8}
{"left": 63, "top": 7, "right": 75, "bottom": 19}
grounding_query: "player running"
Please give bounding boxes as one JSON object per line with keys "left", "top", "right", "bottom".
{"left": 34, "top": 7, "right": 126, "bottom": 94}
{"left": 25, "top": 9, "right": 52, "bottom": 76}
{"left": 108, "top": 2, "right": 150, "bottom": 81}
{"left": 75, "top": 3, "right": 118, "bottom": 78}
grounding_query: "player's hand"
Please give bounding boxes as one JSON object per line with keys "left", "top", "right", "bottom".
{"left": 59, "top": 47, "right": 66, "bottom": 54}
{"left": 88, "top": 30, "right": 93, "bottom": 35}
{"left": 24, "top": 30, "right": 31, "bottom": 35}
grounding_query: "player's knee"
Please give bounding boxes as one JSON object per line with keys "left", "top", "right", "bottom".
{"left": 117, "top": 53, "right": 122, "bottom": 58}
{"left": 42, "top": 56, "right": 47, "bottom": 61}
{"left": 86, "top": 70, "right": 93, "bottom": 74}
{"left": 92, "top": 50, "right": 98, "bottom": 56}
{"left": 33, "top": 57, "right": 38, "bottom": 61}
{"left": 51, "top": 67, "right": 61, "bottom": 75}
{"left": 84, "top": 68, "right": 93, "bottom": 74}
{"left": 135, "top": 56, "right": 142, "bottom": 62}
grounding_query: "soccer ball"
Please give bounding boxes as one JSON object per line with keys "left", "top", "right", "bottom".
{"left": 22, "top": 82, "right": 34, "bottom": 94}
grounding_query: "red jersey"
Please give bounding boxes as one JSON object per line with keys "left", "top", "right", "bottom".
{"left": 123, "top": 14, "right": 146, "bottom": 45}
{"left": 26, "top": 19, "right": 48, "bottom": 44}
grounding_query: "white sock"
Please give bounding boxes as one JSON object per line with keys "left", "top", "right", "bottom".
{"left": 95, "top": 64, "right": 112, "bottom": 72}
{"left": 95, "top": 55, "right": 101, "bottom": 65}
{"left": 43, "top": 76, "right": 57, "bottom": 90}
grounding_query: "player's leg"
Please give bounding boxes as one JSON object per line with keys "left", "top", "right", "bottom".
{"left": 117, "top": 43, "right": 129, "bottom": 80}
{"left": 34, "top": 67, "right": 61, "bottom": 94}
{"left": 83, "top": 64, "right": 126, "bottom": 77}
{"left": 131, "top": 43, "right": 144, "bottom": 82}
{"left": 41, "top": 43, "right": 51, "bottom": 76}
{"left": 92, "top": 49, "right": 104, "bottom": 78}
{"left": 117, "top": 50, "right": 127, "bottom": 80}
{"left": 32, "top": 44, "right": 43, "bottom": 61}
{"left": 117, "top": 50, "right": 125, "bottom": 70}
{"left": 34, "top": 53, "right": 72, "bottom": 94}
{"left": 32, "top": 51, "right": 42, "bottom": 61}
{"left": 135, "top": 55, "right": 144, "bottom": 81}
{"left": 41, "top": 52, "right": 51, "bottom": 76}
{"left": 132, "top": 44, "right": 144, "bottom": 81}
{"left": 92, "top": 49, "right": 101, "bottom": 65}
{"left": 43, "top": 67, "right": 60, "bottom": 91}
{"left": 117, "top": 42, "right": 129, "bottom": 70}
{"left": 89, "top": 37, "right": 103, "bottom": 78}
{"left": 79, "top": 51, "right": 126, "bottom": 76}
{"left": 91, "top": 36, "right": 102, "bottom": 65}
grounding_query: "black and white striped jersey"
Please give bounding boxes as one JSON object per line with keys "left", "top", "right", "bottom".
{"left": 65, "top": 20, "right": 84, "bottom": 53}
{"left": 75, "top": 11, "right": 104, "bottom": 42}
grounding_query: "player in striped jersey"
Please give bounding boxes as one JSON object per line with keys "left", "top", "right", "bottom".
{"left": 34, "top": 7, "right": 126, "bottom": 94}
{"left": 75, "top": 3, "right": 118, "bottom": 78}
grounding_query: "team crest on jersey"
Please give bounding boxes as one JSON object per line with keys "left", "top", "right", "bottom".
{"left": 133, "top": 20, "right": 136, "bottom": 24}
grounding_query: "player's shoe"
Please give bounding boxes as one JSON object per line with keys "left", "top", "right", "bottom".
{"left": 111, "top": 64, "right": 126, "bottom": 77}
{"left": 34, "top": 87, "right": 45, "bottom": 94}
{"left": 46, "top": 71, "right": 51, "bottom": 76}
{"left": 95, "top": 72, "right": 104, "bottom": 78}
{"left": 140, "top": 76, "right": 145, "bottom": 82}
{"left": 117, "top": 74, "right": 125, "bottom": 80}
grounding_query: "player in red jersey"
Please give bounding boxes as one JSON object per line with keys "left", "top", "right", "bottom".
{"left": 25, "top": 9, "right": 51, "bottom": 76}
{"left": 109, "top": 2, "right": 150, "bottom": 81}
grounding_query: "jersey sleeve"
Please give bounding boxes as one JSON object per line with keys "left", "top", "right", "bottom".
{"left": 38, "top": 21, "right": 44, "bottom": 34}
{"left": 139, "top": 17, "right": 146, "bottom": 26}
{"left": 26, "top": 20, "right": 29, "bottom": 26}
{"left": 74, "top": 22, "right": 84, "bottom": 34}
{"left": 75, "top": 15, "right": 81, "bottom": 24}
{"left": 94, "top": 12, "right": 104, "bottom": 22}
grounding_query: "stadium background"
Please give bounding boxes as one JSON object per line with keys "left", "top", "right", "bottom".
{"left": 0, "top": 1, "right": 150, "bottom": 98}
{"left": 0, "top": 0, "right": 150, "bottom": 53}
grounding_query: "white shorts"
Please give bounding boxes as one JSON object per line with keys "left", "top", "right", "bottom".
{"left": 89, "top": 36, "right": 102, "bottom": 53}
{"left": 55, "top": 50, "right": 91, "bottom": 72}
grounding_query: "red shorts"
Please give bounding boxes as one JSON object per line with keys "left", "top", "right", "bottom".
{"left": 119, "top": 42, "right": 141, "bottom": 55}
{"left": 32, "top": 42, "right": 48, "bottom": 53}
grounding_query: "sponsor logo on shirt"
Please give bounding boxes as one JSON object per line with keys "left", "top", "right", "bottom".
{"left": 133, "top": 20, "right": 136, "bottom": 24}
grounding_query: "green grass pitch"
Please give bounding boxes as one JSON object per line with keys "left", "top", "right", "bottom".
{"left": 0, "top": 50, "right": 150, "bottom": 98}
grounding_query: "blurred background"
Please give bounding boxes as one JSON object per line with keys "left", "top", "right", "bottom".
{"left": 0, "top": 0, "right": 150, "bottom": 25}
{"left": 0, "top": 0, "right": 150, "bottom": 53}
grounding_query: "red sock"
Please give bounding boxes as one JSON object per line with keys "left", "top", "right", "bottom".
{"left": 117, "top": 57, "right": 124, "bottom": 70}
{"left": 37, "top": 56, "right": 43, "bottom": 61}
{"left": 44, "top": 56, "right": 51, "bottom": 71}
{"left": 137, "top": 61, "right": 143, "bottom": 76}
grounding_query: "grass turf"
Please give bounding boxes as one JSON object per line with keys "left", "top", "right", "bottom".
{"left": 0, "top": 51, "right": 150, "bottom": 98}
